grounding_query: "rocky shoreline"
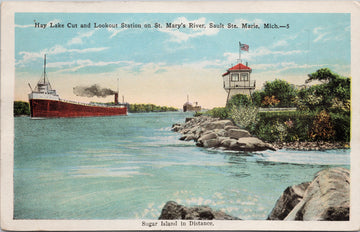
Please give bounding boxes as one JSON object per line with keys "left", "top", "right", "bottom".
{"left": 172, "top": 116, "right": 275, "bottom": 152}
{"left": 163, "top": 116, "right": 350, "bottom": 221}
{"left": 173, "top": 115, "right": 350, "bottom": 151}
{"left": 272, "top": 141, "right": 350, "bottom": 151}
{"left": 159, "top": 167, "right": 350, "bottom": 221}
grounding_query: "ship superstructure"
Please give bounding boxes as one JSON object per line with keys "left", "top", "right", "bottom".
{"left": 28, "top": 55, "right": 127, "bottom": 118}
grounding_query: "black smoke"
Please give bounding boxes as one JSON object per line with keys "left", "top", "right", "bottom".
{"left": 73, "top": 84, "right": 116, "bottom": 98}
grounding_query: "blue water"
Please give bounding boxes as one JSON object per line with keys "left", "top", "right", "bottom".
{"left": 14, "top": 112, "right": 350, "bottom": 220}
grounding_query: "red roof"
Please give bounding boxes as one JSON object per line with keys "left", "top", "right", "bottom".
{"left": 222, "top": 63, "right": 251, "bottom": 76}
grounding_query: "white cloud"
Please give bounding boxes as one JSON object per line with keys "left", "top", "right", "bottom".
{"left": 223, "top": 47, "right": 307, "bottom": 64}
{"left": 15, "top": 24, "right": 33, "bottom": 28}
{"left": 68, "top": 30, "right": 96, "bottom": 45}
{"left": 46, "top": 61, "right": 76, "bottom": 68}
{"left": 253, "top": 62, "right": 318, "bottom": 72}
{"left": 17, "top": 45, "right": 109, "bottom": 66}
{"left": 16, "top": 19, "right": 61, "bottom": 29}
{"left": 313, "top": 26, "right": 330, "bottom": 43}
{"left": 158, "top": 17, "right": 220, "bottom": 43}
{"left": 54, "top": 59, "right": 141, "bottom": 73}
{"left": 272, "top": 40, "right": 288, "bottom": 48}
{"left": 108, "top": 27, "right": 127, "bottom": 38}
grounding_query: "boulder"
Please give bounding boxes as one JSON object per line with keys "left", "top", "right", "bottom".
{"left": 196, "top": 132, "right": 220, "bottom": 148}
{"left": 213, "top": 129, "right": 226, "bottom": 137}
{"left": 284, "top": 167, "right": 350, "bottom": 221}
{"left": 184, "top": 134, "right": 196, "bottom": 141}
{"left": 224, "top": 125, "right": 240, "bottom": 131}
{"left": 267, "top": 182, "right": 310, "bottom": 220}
{"left": 187, "top": 125, "right": 200, "bottom": 135}
{"left": 171, "top": 123, "right": 182, "bottom": 132}
{"left": 202, "top": 138, "right": 219, "bottom": 148}
{"left": 198, "top": 132, "right": 218, "bottom": 141}
{"left": 194, "top": 128, "right": 205, "bottom": 141}
{"left": 225, "top": 128, "right": 251, "bottom": 139}
{"left": 159, "top": 201, "right": 239, "bottom": 220}
{"left": 185, "top": 117, "right": 194, "bottom": 123}
{"left": 220, "top": 138, "right": 238, "bottom": 149}
{"left": 203, "top": 120, "right": 233, "bottom": 130}
{"left": 236, "top": 137, "right": 276, "bottom": 151}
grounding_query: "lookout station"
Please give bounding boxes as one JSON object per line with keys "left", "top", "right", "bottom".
{"left": 222, "top": 62, "right": 255, "bottom": 103}
{"left": 221, "top": 42, "right": 255, "bottom": 104}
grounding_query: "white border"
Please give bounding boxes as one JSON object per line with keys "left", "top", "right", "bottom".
{"left": 1, "top": 1, "right": 360, "bottom": 231}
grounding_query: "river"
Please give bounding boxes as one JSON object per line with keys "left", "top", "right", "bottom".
{"left": 14, "top": 112, "right": 350, "bottom": 220}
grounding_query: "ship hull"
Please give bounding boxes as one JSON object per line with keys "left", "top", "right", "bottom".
{"left": 29, "top": 99, "right": 127, "bottom": 118}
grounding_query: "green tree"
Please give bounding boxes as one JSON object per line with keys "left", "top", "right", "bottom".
{"left": 306, "top": 68, "right": 338, "bottom": 83}
{"left": 14, "top": 101, "right": 30, "bottom": 116}
{"left": 227, "top": 94, "right": 253, "bottom": 108}
{"left": 299, "top": 69, "right": 350, "bottom": 111}
{"left": 261, "top": 79, "right": 298, "bottom": 107}
{"left": 251, "top": 91, "right": 263, "bottom": 107}
{"left": 205, "top": 107, "right": 229, "bottom": 119}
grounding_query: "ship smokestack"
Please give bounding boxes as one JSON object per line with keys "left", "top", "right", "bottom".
{"left": 115, "top": 93, "right": 119, "bottom": 105}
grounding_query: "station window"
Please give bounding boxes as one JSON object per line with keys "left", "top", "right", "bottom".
{"left": 240, "top": 73, "right": 249, "bottom": 81}
{"left": 231, "top": 73, "right": 239, "bottom": 82}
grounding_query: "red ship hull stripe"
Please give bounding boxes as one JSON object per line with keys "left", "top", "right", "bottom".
{"left": 30, "top": 99, "right": 127, "bottom": 118}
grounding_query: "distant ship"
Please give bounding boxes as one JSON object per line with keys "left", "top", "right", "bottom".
{"left": 183, "top": 95, "right": 201, "bottom": 112}
{"left": 28, "top": 55, "right": 127, "bottom": 118}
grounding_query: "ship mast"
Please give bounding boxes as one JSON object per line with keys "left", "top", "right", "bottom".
{"left": 43, "top": 54, "right": 46, "bottom": 84}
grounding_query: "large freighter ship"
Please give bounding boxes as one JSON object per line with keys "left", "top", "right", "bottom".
{"left": 28, "top": 55, "right": 128, "bottom": 118}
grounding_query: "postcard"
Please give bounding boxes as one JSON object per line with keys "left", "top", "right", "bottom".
{"left": 1, "top": 1, "right": 360, "bottom": 231}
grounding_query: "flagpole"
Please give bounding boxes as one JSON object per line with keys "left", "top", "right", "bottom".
{"left": 239, "top": 42, "right": 242, "bottom": 63}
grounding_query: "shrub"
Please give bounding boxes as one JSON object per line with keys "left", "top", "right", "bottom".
{"left": 205, "top": 107, "right": 229, "bottom": 119}
{"left": 251, "top": 111, "right": 315, "bottom": 142}
{"left": 227, "top": 94, "right": 253, "bottom": 108}
{"left": 229, "top": 105, "right": 259, "bottom": 129}
{"left": 330, "top": 98, "right": 350, "bottom": 113}
{"left": 194, "top": 111, "right": 203, "bottom": 117}
{"left": 261, "top": 95, "right": 280, "bottom": 107}
{"left": 309, "top": 110, "right": 335, "bottom": 141}
{"left": 330, "top": 112, "right": 350, "bottom": 142}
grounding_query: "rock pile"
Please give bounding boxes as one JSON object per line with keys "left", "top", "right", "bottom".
{"left": 159, "top": 168, "right": 350, "bottom": 221}
{"left": 172, "top": 116, "right": 275, "bottom": 152}
{"left": 268, "top": 167, "right": 350, "bottom": 221}
{"left": 159, "top": 201, "right": 239, "bottom": 220}
{"left": 267, "top": 182, "right": 311, "bottom": 220}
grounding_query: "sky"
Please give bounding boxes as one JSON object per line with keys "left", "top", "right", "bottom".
{"left": 14, "top": 13, "right": 351, "bottom": 108}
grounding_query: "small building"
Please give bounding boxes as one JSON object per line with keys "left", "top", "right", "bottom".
{"left": 222, "top": 62, "right": 255, "bottom": 104}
